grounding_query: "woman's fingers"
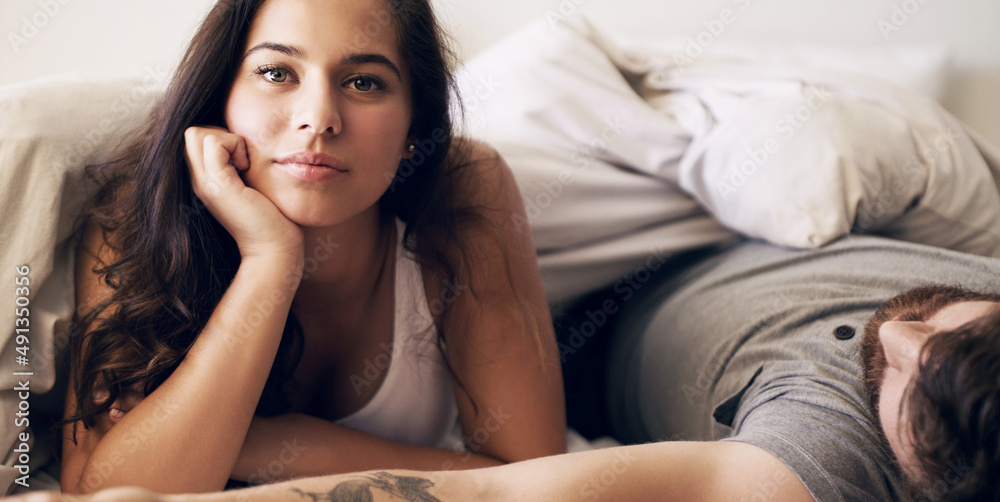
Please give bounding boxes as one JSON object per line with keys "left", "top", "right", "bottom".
{"left": 202, "top": 134, "right": 244, "bottom": 198}
{"left": 185, "top": 127, "right": 247, "bottom": 219}
{"left": 183, "top": 126, "right": 213, "bottom": 198}
{"left": 182, "top": 125, "right": 304, "bottom": 260}
{"left": 91, "top": 388, "right": 143, "bottom": 425}
{"left": 185, "top": 126, "right": 250, "bottom": 201}
{"left": 205, "top": 132, "right": 249, "bottom": 172}
{"left": 231, "top": 135, "right": 250, "bottom": 171}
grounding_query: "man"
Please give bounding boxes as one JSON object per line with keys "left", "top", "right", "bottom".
{"left": 593, "top": 235, "right": 1000, "bottom": 501}
{"left": 15, "top": 234, "right": 999, "bottom": 502}
{"left": 862, "top": 286, "right": 999, "bottom": 500}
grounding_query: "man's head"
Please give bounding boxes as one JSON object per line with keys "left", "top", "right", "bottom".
{"left": 861, "top": 285, "right": 1000, "bottom": 500}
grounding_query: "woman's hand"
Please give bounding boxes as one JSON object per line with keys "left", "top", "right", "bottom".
{"left": 91, "top": 388, "right": 143, "bottom": 424}
{"left": 183, "top": 126, "right": 304, "bottom": 261}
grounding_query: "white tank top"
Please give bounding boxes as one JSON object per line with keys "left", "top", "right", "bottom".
{"left": 335, "top": 219, "right": 459, "bottom": 448}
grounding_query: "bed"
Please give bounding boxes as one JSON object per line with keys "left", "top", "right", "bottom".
{"left": 2, "top": 5, "right": 1000, "bottom": 496}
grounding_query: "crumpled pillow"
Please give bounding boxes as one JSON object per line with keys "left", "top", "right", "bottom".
{"left": 458, "top": 16, "right": 1000, "bottom": 270}
{"left": 603, "top": 38, "right": 1000, "bottom": 253}
{"left": 457, "top": 18, "right": 739, "bottom": 306}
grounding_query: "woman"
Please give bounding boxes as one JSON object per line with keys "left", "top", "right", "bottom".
{"left": 60, "top": 0, "right": 565, "bottom": 494}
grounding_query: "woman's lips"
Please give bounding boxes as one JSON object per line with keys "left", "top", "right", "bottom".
{"left": 275, "top": 161, "right": 345, "bottom": 182}
{"left": 274, "top": 152, "right": 346, "bottom": 182}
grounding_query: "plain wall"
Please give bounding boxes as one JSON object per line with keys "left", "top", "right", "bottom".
{"left": 2, "top": 0, "right": 998, "bottom": 146}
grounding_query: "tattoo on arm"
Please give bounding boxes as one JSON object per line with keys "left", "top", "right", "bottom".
{"left": 291, "top": 471, "right": 442, "bottom": 502}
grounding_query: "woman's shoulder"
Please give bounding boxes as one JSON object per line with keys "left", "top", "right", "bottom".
{"left": 428, "top": 137, "right": 536, "bottom": 279}
{"left": 450, "top": 136, "right": 502, "bottom": 163}
{"left": 414, "top": 137, "right": 526, "bottom": 288}
{"left": 447, "top": 137, "right": 520, "bottom": 213}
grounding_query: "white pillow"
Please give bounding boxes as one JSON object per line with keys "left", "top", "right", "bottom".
{"left": 458, "top": 16, "right": 1000, "bottom": 268}
{"left": 457, "top": 18, "right": 738, "bottom": 306}
{"left": 599, "top": 28, "right": 1000, "bottom": 253}
{"left": 0, "top": 75, "right": 158, "bottom": 494}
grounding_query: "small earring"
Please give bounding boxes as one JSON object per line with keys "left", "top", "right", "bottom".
{"left": 408, "top": 144, "right": 416, "bottom": 153}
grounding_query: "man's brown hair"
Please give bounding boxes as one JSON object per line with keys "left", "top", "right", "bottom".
{"left": 906, "top": 306, "right": 1000, "bottom": 501}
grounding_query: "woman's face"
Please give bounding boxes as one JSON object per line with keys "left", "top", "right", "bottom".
{"left": 225, "top": 0, "right": 412, "bottom": 228}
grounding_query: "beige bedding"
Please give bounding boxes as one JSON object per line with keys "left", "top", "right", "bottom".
{"left": 0, "top": 76, "right": 158, "bottom": 494}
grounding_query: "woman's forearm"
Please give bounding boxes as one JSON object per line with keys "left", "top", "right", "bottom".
{"left": 75, "top": 255, "right": 302, "bottom": 494}
{"left": 204, "top": 469, "right": 486, "bottom": 502}
{"left": 37, "top": 441, "right": 815, "bottom": 502}
{"left": 223, "top": 441, "right": 811, "bottom": 502}
{"left": 231, "top": 413, "right": 503, "bottom": 483}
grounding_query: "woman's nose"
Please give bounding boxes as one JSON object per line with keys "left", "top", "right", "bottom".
{"left": 294, "top": 83, "right": 342, "bottom": 137}
{"left": 879, "top": 320, "right": 932, "bottom": 371}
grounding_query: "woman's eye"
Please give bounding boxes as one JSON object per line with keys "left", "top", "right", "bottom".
{"left": 348, "top": 76, "right": 383, "bottom": 92}
{"left": 267, "top": 70, "right": 288, "bottom": 83}
{"left": 255, "top": 66, "right": 290, "bottom": 83}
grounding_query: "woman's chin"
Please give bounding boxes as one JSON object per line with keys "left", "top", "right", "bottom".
{"left": 264, "top": 190, "right": 378, "bottom": 230}
{"left": 285, "top": 212, "right": 342, "bottom": 229}
{"left": 262, "top": 200, "right": 321, "bottom": 226}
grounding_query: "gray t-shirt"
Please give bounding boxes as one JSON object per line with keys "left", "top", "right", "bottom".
{"left": 606, "top": 236, "right": 1000, "bottom": 502}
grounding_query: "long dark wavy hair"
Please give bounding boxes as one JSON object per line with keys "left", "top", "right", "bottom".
{"left": 65, "top": 0, "right": 485, "bottom": 434}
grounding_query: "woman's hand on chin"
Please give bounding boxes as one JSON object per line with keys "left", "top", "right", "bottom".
{"left": 184, "top": 126, "right": 304, "bottom": 264}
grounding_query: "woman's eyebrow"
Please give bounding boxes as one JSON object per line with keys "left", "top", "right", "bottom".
{"left": 343, "top": 53, "right": 402, "bottom": 80}
{"left": 243, "top": 42, "right": 303, "bottom": 61}
{"left": 241, "top": 45, "right": 402, "bottom": 81}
